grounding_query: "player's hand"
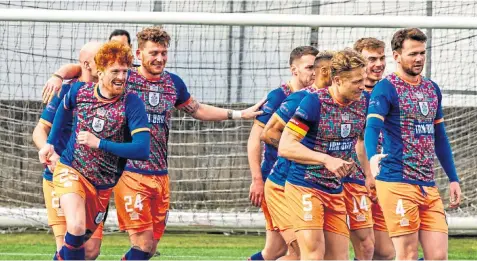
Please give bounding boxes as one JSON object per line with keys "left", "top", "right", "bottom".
{"left": 370, "top": 154, "right": 387, "bottom": 178}
{"left": 449, "top": 181, "right": 461, "bottom": 209}
{"left": 38, "top": 144, "right": 54, "bottom": 166}
{"left": 365, "top": 176, "right": 377, "bottom": 202}
{"left": 240, "top": 97, "right": 266, "bottom": 119}
{"left": 47, "top": 151, "right": 60, "bottom": 173}
{"left": 42, "top": 76, "right": 63, "bottom": 104}
{"left": 77, "top": 131, "right": 100, "bottom": 149}
{"left": 249, "top": 179, "right": 265, "bottom": 207}
{"left": 324, "top": 156, "right": 355, "bottom": 178}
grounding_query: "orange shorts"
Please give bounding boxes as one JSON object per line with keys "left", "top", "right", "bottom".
{"left": 375, "top": 180, "right": 448, "bottom": 237}
{"left": 114, "top": 171, "right": 170, "bottom": 240}
{"left": 285, "top": 182, "right": 349, "bottom": 238}
{"left": 372, "top": 200, "right": 387, "bottom": 232}
{"left": 264, "top": 179, "right": 293, "bottom": 232}
{"left": 53, "top": 162, "right": 111, "bottom": 240}
{"left": 343, "top": 182, "right": 373, "bottom": 230}
{"left": 261, "top": 194, "right": 276, "bottom": 231}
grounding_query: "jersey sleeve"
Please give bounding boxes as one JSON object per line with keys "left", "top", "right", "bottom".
{"left": 431, "top": 81, "right": 444, "bottom": 124}
{"left": 170, "top": 73, "right": 192, "bottom": 108}
{"left": 286, "top": 93, "right": 321, "bottom": 138}
{"left": 255, "top": 88, "right": 287, "bottom": 127}
{"left": 39, "top": 83, "right": 72, "bottom": 127}
{"left": 63, "top": 81, "right": 83, "bottom": 110}
{"left": 125, "top": 92, "right": 150, "bottom": 135}
{"left": 367, "top": 79, "right": 394, "bottom": 121}
{"left": 275, "top": 91, "right": 307, "bottom": 125}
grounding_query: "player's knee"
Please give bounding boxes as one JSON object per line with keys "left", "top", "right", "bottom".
{"left": 360, "top": 236, "right": 375, "bottom": 258}
{"left": 373, "top": 246, "right": 395, "bottom": 260}
{"left": 396, "top": 248, "right": 418, "bottom": 261}
{"left": 425, "top": 249, "right": 447, "bottom": 261}
{"left": 67, "top": 223, "right": 86, "bottom": 235}
{"left": 85, "top": 247, "right": 100, "bottom": 260}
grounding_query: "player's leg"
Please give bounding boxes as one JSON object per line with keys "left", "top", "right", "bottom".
{"left": 149, "top": 175, "right": 171, "bottom": 259}
{"left": 285, "top": 182, "right": 326, "bottom": 260}
{"left": 42, "top": 178, "right": 66, "bottom": 254}
{"left": 418, "top": 186, "right": 448, "bottom": 260}
{"left": 323, "top": 190, "right": 349, "bottom": 260}
{"left": 249, "top": 199, "right": 287, "bottom": 260}
{"left": 264, "top": 180, "right": 299, "bottom": 260}
{"left": 343, "top": 183, "right": 374, "bottom": 260}
{"left": 372, "top": 203, "right": 395, "bottom": 260}
{"left": 84, "top": 222, "right": 104, "bottom": 260}
{"left": 114, "top": 171, "right": 154, "bottom": 260}
{"left": 375, "top": 180, "right": 421, "bottom": 260}
{"left": 54, "top": 164, "right": 88, "bottom": 260}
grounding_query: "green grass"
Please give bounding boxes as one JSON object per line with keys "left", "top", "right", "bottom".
{"left": 0, "top": 232, "right": 476, "bottom": 260}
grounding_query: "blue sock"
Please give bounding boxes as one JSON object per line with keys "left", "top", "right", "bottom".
{"left": 122, "top": 247, "right": 150, "bottom": 260}
{"left": 249, "top": 251, "right": 264, "bottom": 260}
{"left": 53, "top": 248, "right": 65, "bottom": 260}
{"left": 418, "top": 258, "right": 425, "bottom": 260}
{"left": 62, "top": 232, "right": 85, "bottom": 260}
{"left": 53, "top": 251, "right": 59, "bottom": 260}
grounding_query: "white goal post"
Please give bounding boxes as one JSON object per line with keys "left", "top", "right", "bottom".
{"left": 1, "top": 4, "right": 477, "bottom": 233}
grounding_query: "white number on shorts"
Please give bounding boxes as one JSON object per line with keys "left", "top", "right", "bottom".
{"left": 302, "top": 194, "right": 312, "bottom": 212}
{"left": 396, "top": 199, "right": 405, "bottom": 217}
{"left": 58, "top": 169, "right": 78, "bottom": 188}
{"left": 51, "top": 191, "right": 60, "bottom": 209}
{"left": 353, "top": 195, "right": 369, "bottom": 213}
{"left": 124, "top": 194, "right": 143, "bottom": 212}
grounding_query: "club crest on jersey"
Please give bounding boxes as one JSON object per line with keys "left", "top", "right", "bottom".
{"left": 94, "top": 212, "right": 105, "bottom": 225}
{"left": 418, "top": 102, "right": 429, "bottom": 116}
{"left": 340, "top": 123, "right": 351, "bottom": 138}
{"left": 92, "top": 117, "right": 105, "bottom": 133}
{"left": 149, "top": 92, "right": 160, "bottom": 107}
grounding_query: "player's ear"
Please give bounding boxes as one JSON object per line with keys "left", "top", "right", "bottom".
{"left": 136, "top": 49, "right": 142, "bottom": 60}
{"left": 333, "top": 75, "right": 340, "bottom": 86}
{"left": 393, "top": 50, "right": 401, "bottom": 63}
{"left": 97, "top": 70, "right": 104, "bottom": 80}
{"left": 290, "top": 63, "right": 298, "bottom": 76}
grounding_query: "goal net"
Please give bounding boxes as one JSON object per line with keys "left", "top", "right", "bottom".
{"left": 1, "top": 0, "right": 476, "bottom": 232}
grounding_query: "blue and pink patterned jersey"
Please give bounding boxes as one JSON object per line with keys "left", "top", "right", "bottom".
{"left": 124, "top": 68, "right": 191, "bottom": 175}
{"left": 39, "top": 80, "right": 77, "bottom": 181}
{"left": 59, "top": 82, "right": 149, "bottom": 189}
{"left": 255, "top": 83, "right": 292, "bottom": 181}
{"left": 367, "top": 73, "right": 443, "bottom": 186}
{"left": 286, "top": 88, "right": 369, "bottom": 193}
{"left": 268, "top": 87, "right": 314, "bottom": 187}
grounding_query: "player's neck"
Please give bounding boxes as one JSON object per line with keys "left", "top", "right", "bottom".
{"left": 329, "top": 84, "right": 352, "bottom": 106}
{"left": 314, "top": 77, "right": 328, "bottom": 89}
{"left": 396, "top": 68, "right": 421, "bottom": 85}
{"left": 364, "top": 78, "right": 378, "bottom": 88}
{"left": 78, "top": 72, "right": 95, "bottom": 83}
{"left": 288, "top": 78, "right": 304, "bottom": 92}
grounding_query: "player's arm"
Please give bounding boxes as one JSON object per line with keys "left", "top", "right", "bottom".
{"left": 171, "top": 73, "right": 264, "bottom": 121}
{"left": 82, "top": 94, "right": 151, "bottom": 160}
{"left": 356, "top": 137, "right": 376, "bottom": 200}
{"left": 42, "top": 63, "right": 82, "bottom": 103}
{"left": 261, "top": 93, "right": 304, "bottom": 148}
{"left": 365, "top": 81, "right": 394, "bottom": 177}
{"left": 247, "top": 122, "right": 265, "bottom": 207}
{"left": 33, "top": 88, "right": 67, "bottom": 149}
{"left": 432, "top": 82, "right": 460, "bottom": 207}
{"left": 260, "top": 114, "right": 285, "bottom": 148}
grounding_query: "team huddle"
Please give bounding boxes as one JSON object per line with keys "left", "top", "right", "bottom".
{"left": 33, "top": 26, "right": 460, "bottom": 261}
{"left": 247, "top": 28, "right": 461, "bottom": 261}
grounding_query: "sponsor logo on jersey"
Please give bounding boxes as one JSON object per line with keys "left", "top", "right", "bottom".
{"left": 92, "top": 117, "right": 105, "bottom": 132}
{"left": 340, "top": 123, "right": 351, "bottom": 138}
{"left": 414, "top": 121, "right": 434, "bottom": 136}
{"left": 418, "top": 101, "right": 429, "bottom": 116}
{"left": 328, "top": 140, "right": 354, "bottom": 152}
{"left": 149, "top": 92, "right": 160, "bottom": 107}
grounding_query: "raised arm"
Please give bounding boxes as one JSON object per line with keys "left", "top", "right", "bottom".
{"left": 42, "top": 63, "right": 82, "bottom": 103}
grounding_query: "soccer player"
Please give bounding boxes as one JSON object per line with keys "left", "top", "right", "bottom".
{"left": 278, "top": 49, "right": 369, "bottom": 260}
{"left": 312, "top": 50, "right": 334, "bottom": 89}
{"left": 41, "top": 26, "right": 263, "bottom": 260}
{"left": 38, "top": 41, "right": 150, "bottom": 260}
{"left": 247, "top": 46, "right": 318, "bottom": 261}
{"left": 354, "top": 37, "right": 395, "bottom": 260}
{"left": 109, "top": 29, "right": 132, "bottom": 47}
{"left": 365, "top": 28, "right": 461, "bottom": 260}
{"left": 33, "top": 41, "right": 103, "bottom": 260}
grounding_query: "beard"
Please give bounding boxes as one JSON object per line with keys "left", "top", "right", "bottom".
{"left": 402, "top": 63, "right": 423, "bottom": 76}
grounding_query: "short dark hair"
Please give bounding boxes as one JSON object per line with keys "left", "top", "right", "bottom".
{"left": 391, "top": 28, "right": 427, "bottom": 52}
{"left": 289, "top": 46, "right": 319, "bottom": 66}
{"left": 314, "top": 50, "right": 335, "bottom": 68}
{"left": 109, "top": 29, "right": 131, "bottom": 46}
